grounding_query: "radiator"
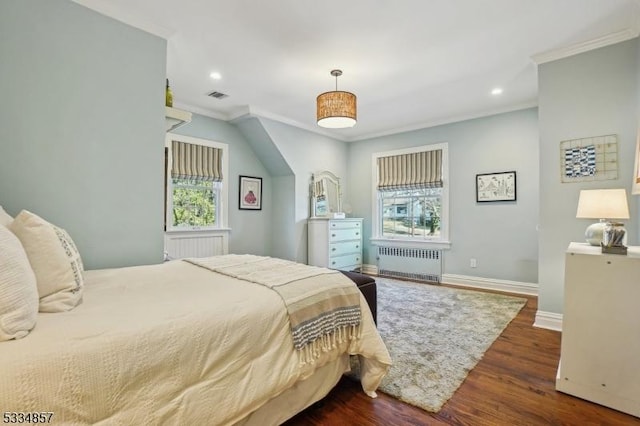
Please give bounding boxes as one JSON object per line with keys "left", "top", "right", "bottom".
{"left": 164, "top": 232, "right": 228, "bottom": 259}
{"left": 376, "top": 246, "right": 442, "bottom": 283}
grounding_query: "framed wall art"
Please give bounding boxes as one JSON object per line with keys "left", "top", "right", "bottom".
{"left": 560, "top": 134, "right": 618, "bottom": 183}
{"left": 239, "top": 175, "right": 262, "bottom": 210}
{"left": 633, "top": 130, "right": 640, "bottom": 195}
{"left": 476, "top": 171, "right": 517, "bottom": 202}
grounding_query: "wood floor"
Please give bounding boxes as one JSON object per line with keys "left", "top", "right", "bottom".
{"left": 284, "top": 286, "right": 640, "bottom": 426}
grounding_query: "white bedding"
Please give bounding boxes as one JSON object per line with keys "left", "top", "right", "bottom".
{"left": 0, "top": 259, "right": 390, "bottom": 425}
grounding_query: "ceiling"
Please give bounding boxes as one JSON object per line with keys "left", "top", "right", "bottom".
{"left": 75, "top": 0, "right": 640, "bottom": 141}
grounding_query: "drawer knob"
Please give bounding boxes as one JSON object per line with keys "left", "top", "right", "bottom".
{"left": 332, "top": 234, "right": 336, "bottom": 237}
{"left": 332, "top": 261, "right": 336, "bottom": 265}
{"left": 332, "top": 248, "right": 336, "bottom": 251}
{"left": 356, "top": 245, "right": 359, "bottom": 248}
{"left": 355, "top": 232, "right": 359, "bottom": 236}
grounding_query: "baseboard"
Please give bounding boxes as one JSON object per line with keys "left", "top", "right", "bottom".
{"left": 361, "top": 264, "right": 377, "bottom": 275}
{"left": 534, "top": 310, "right": 563, "bottom": 332}
{"left": 442, "top": 273, "right": 538, "bottom": 296}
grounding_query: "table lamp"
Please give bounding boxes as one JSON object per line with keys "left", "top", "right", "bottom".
{"left": 576, "top": 189, "right": 629, "bottom": 246}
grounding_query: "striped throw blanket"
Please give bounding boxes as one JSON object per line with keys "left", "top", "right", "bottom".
{"left": 184, "top": 255, "right": 362, "bottom": 365}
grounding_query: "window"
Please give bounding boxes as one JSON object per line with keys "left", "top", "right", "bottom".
{"left": 371, "top": 143, "right": 449, "bottom": 249}
{"left": 171, "top": 178, "right": 219, "bottom": 228}
{"left": 165, "top": 134, "right": 228, "bottom": 231}
{"left": 381, "top": 187, "right": 442, "bottom": 238}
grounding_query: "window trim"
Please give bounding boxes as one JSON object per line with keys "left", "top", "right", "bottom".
{"left": 371, "top": 143, "right": 450, "bottom": 250}
{"left": 165, "top": 133, "right": 229, "bottom": 232}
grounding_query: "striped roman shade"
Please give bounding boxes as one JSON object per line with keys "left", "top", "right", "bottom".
{"left": 171, "top": 140, "right": 223, "bottom": 181}
{"left": 377, "top": 149, "right": 442, "bottom": 190}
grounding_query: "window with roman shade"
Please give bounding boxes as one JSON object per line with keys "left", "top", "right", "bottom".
{"left": 377, "top": 149, "right": 442, "bottom": 191}
{"left": 171, "top": 140, "right": 223, "bottom": 182}
{"left": 166, "top": 136, "right": 228, "bottom": 232}
{"left": 372, "top": 143, "right": 449, "bottom": 247}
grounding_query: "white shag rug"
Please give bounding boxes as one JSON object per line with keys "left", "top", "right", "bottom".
{"left": 358, "top": 277, "right": 526, "bottom": 413}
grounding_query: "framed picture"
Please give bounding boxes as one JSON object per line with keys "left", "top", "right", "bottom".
{"left": 476, "top": 171, "right": 517, "bottom": 202}
{"left": 239, "top": 175, "right": 262, "bottom": 210}
{"left": 633, "top": 130, "right": 640, "bottom": 195}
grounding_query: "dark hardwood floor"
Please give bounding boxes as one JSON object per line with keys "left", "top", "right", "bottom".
{"left": 284, "top": 286, "right": 640, "bottom": 426}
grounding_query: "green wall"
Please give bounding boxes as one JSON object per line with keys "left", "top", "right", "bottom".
{"left": 0, "top": 0, "right": 167, "bottom": 269}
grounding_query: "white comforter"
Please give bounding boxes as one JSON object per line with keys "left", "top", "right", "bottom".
{"left": 0, "top": 259, "right": 390, "bottom": 425}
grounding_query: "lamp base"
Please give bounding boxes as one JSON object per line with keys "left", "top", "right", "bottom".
{"left": 584, "top": 221, "right": 606, "bottom": 246}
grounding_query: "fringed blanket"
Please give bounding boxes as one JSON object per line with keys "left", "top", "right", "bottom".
{"left": 184, "top": 255, "right": 362, "bottom": 365}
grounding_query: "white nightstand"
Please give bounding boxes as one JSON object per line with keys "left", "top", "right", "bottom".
{"left": 556, "top": 242, "right": 640, "bottom": 417}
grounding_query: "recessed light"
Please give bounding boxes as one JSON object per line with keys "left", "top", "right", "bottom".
{"left": 491, "top": 87, "right": 503, "bottom": 96}
{"left": 209, "top": 72, "right": 222, "bottom": 80}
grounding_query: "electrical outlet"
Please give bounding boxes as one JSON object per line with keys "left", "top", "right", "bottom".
{"left": 470, "top": 258, "right": 477, "bottom": 268}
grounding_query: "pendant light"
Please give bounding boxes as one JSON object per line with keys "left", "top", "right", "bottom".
{"left": 316, "top": 69, "right": 357, "bottom": 128}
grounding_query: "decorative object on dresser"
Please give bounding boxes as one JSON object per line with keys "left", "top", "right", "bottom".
{"left": 557, "top": 243, "right": 640, "bottom": 418}
{"left": 308, "top": 218, "right": 363, "bottom": 272}
{"left": 310, "top": 170, "right": 343, "bottom": 218}
{"left": 239, "top": 175, "right": 262, "bottom": 210}
{"left": 575, "top": 188, "right": 629, "bottom": 250}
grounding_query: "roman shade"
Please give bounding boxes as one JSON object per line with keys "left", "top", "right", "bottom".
{"left": 377, "top": 149, "right": 442, "bottom": 190}
{"left": 171, "top": 140, "right": 223, "bottom": 182}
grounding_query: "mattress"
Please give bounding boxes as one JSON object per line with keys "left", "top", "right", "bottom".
{"left": 0, "top": 259, "right": 390, "bottom": 425}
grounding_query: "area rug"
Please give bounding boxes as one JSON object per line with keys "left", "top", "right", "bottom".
{"left": 364, "top": 277, "right": 526, "bottom": 413}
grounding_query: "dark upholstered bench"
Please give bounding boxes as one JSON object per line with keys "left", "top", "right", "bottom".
{"left": 340, "top": 271, "right": 377, "bottom": 325}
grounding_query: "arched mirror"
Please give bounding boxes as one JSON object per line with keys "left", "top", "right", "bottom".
{"left": 310, "top": 171, "right": 343, "bottom": 218}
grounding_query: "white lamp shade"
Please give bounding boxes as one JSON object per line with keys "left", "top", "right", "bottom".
{"left": 576, "top": 189, "right": 630, "bottom": 219}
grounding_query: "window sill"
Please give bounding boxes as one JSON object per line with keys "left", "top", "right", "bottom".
{"left": 165, "top": 227, "right": 231, "bottom": 235}
{"left": 370, "top": 237, "right": 451, "bottom": 250}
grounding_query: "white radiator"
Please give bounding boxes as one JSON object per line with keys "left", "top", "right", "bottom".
{"left": 376, "top": 246, "right": 442, "bottom": 283}
{"left": 164, "top": 232, "right": 228, "bottom": 259}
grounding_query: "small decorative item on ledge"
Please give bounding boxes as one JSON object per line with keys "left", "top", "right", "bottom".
{"left": 165, "top": 78, "right": 173, "bottom": 107}
{"left": 601, "top": 222, "right": 627, "bottom": 255}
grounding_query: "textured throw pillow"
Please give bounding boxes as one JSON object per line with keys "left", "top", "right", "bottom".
{"left": 8, "top": 210, "right": 84, "bottom": 312}
{"left": 0, "top": 205, "right": 13, "bottom": 226}
{"left": 0, "top": 225, "right": 39, "bottom": 341}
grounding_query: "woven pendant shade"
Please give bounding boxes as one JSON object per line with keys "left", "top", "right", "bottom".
{"left": 316, "top": 70, "right": 357, "bottom": 128}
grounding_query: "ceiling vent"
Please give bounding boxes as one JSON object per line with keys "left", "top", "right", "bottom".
{"left": 207, "top": 91, "right": 229, "bottom": 100}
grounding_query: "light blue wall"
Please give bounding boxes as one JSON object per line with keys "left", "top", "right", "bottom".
{"left": 0, "top": 0, "right": 166, "bottom": 269}
{"left": 538, "top": 38, "right": 639, "bottom": 314}
{"left": 172, "top": 114, "right": 272, "bottom": 256}
{"left": 348, "top": 108, "right": 540, "bottom": 284}
{"left": 259, "top": 118, "right": 349, "bottom": 263}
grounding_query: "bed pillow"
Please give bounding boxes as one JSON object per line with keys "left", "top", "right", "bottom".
{"left": 8, "top": 210, "right": 84, "bottom": 312}
{"left": 0, "top": 205, "right": 13, "bottom": 226}
{"left": 0, "top": 225, "right": 39, "bottom": 341}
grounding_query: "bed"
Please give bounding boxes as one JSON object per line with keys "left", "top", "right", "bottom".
{"left": 0, "top": 209, "right": 391, "bottom": 425}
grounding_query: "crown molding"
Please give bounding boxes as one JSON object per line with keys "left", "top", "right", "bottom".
{"left": 227, "top": 106, "right": 350, "bottom": 141}
{"left": 71, "top": 0, "right": 175, "bottom": 39}
{"left": 346, "top": 101, "right": 539, "bottom": 142}
{"left": 531, "top": 28, "right": 640, "bottom": 65}
{"left": 171, "top": 101, "right": 230, "bottom": 121}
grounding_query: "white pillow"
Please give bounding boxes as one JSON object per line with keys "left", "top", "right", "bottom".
{"left": 0, "top": 205, "right": 13, "bottom": 226}
{"left": 0, "top": 225, "right": 39, "bottom": 341}
{"left": 8, "top": 210, "right": 84, "bottom": 312}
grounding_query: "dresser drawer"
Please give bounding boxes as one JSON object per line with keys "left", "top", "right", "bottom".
{"left": 329, "top": 240, "right": 361, "bottom": 256}
{"left": 329, "top": 253, "right": 361, "bottom": 270}
{"left": 329, "top": 220, "right": 361, "bottom": 230}
{"left": 329, "top": 228, "right": 361, "bottom": 242}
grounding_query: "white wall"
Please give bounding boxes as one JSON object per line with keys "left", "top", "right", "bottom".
{"left": 538, "top": 38, "right": 639, "bottom": 314}
{"left": 348, "top": 108, "right": 540, "bottom": 284}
